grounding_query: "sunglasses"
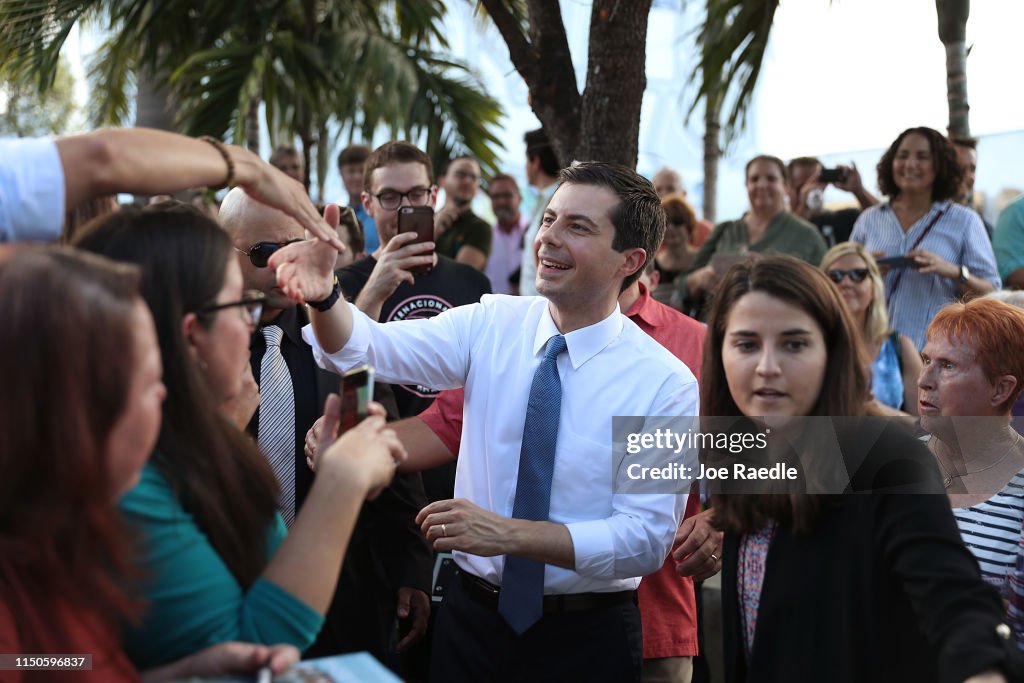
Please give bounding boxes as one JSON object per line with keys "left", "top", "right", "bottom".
{"left": 236, "top": 239, "right": 304, "bottom": 268}
{"left": 826, "top": 268, "right": 870, "bottom": 284}
{"left": 197, "top": 290, "right": 266, "bottom": 326}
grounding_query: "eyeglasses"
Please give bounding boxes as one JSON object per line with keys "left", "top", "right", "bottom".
{"left": 451, "top": 170, "right": 480, "bottom": 183}
{"left": 370, "top": 187, "right": 432, "bottom": 211}
{"left": 198, "top": 290, "right": 266, "bottom": 326}
{"left": 236, "top": 239, "right": 304, "bottom": 268}
{"left": 826, "top": 268, "right": 870, "bottom": 284}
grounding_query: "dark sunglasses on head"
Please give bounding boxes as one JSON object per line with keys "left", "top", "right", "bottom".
{"left": 236, "top": 239, "right": 304, "bottom": 268}
{"left": 826, "top": 268, "right": 869, "bottom": 284}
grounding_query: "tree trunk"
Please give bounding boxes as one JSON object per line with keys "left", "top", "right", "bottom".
{"left": 315, "top": 118, "right": 332, "bottom": 203}
{"left": 135, "top": 62, "right": 177, "bottom": 203}
{"left": 575, "top": 0, "right": 653, "bottom": 167}
{"left": 245, "top": 96, "right": 261, "bottom": 154}
{"left": 480, "top": 0, "right": 581, "bottom": 168}
{"left": 135, "top": 64, "right": 175, "bottom": 132}
{"left": 936, "top": 0, "right": 970, "bottom": 138}
{"left": 702, "top": 93, "right": 721, "bottom": 224}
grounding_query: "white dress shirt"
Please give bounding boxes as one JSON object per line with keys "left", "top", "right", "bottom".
{"left": 304, "top": 294, "right": 697, "bottom": 594}
{"left": 0, "top": 137, "right": 65, "bottom": 243}
{"left": 483, "top": 214, "right": 529, "bottom": 295}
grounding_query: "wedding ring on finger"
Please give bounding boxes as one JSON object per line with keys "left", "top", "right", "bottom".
{"left": 710, "top": 553, "right": 719, "bottom": 562}
{"left": 441, "top": 523, "right": 448, "bottom": 538}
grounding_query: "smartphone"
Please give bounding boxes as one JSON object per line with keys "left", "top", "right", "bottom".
{"left": 340, "top": 365, "right": 374, "bottom": 432}
{"left": 818, "top": 167, "right": 847, "bottom": 184}
{"left": 398, "top": 205, "right": 435, "bottom": 275}
{"left": 875, "top": 255, "right": 920, "bottom": 269}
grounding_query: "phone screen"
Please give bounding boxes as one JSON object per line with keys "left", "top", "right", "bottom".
{"left": 876, "top": 256, "right": 920, "bottom": 269}
{"left": 398, "top": 206, "right": 435, "bottom": 275}
{"left": 340, "top": 365, "right": 375, "bottom": 432}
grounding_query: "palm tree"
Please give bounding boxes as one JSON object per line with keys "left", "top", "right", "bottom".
{"left": 0, "top": 0, "right": 505, "bottom": 200}
{"left": 480, "top": 0, "right": 654, "bottom": 168}
{"left": 688, "top": 0, "right": 779, "bottom": 223}
{"left": 689, "top": 0, "right": 972, "bottom": 212}
{"left": 936, "top": 0, "right": 971, "bottom": 138}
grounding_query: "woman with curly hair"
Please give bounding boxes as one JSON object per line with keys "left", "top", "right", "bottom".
{"left": 850, "top": 127, "right": 1000, "bottom": 349}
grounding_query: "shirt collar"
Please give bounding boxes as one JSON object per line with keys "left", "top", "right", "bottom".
{"left": 258, "top": 305, "right": 304, "bottom": 347}
{"left": 533, "top": 301, "right": 623, "bottom": 370}
{"left": 621, "top": 281, "right": 659, "bottom": 327}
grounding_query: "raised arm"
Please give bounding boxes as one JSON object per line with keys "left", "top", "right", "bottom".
{"left": 269, "top": 204, "right": 355, "bottom": 353}
{"left": 53, "top": 128, "right": 343, "bottom": 248}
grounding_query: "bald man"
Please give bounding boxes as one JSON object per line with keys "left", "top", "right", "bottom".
{"left": 219, "top": 189, "right": 433, "bottom": 664}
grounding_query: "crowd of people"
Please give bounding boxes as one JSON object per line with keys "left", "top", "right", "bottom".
{"left": 1, "top": 120, "right": 1023, "bottom": 683}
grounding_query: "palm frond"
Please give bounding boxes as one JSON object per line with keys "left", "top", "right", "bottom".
{"left": 688, "top": 0, "right": 780, "bottom": 144}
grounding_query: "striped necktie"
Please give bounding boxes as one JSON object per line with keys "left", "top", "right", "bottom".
{"left": 258, "top": 325, "right": 296, "bottom": 526}
{"left": 498, "top": 334, "right": 567, "bottom": 634}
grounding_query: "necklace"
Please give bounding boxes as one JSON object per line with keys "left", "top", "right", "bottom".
{"left": 935, "top": 432, "right": 1022, "bottom": 489}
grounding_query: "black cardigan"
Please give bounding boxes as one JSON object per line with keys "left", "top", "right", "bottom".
{"left": 719, "top": 421, "right": 1015, "bottom": 683}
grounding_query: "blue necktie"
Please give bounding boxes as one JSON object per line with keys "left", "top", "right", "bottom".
{"left": 498, "top": 334, "right": 567, "bottom": 634}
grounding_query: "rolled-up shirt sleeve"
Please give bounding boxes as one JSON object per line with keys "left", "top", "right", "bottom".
{"left": 566, "top": 378, "right": 697, "bottom": 580}
{"left": 0, "top": 137, "right": 65, "bottom": 243}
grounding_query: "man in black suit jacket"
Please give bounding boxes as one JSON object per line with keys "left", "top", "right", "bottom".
{"left": 219, "top": 188, "right": 433, "bottom": 665}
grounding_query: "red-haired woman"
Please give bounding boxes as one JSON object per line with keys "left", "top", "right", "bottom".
{"left": 0, "top": 248, "right": 298, "bottom": 682}
{"left": 919, "top": 298, "right": 1024, "bottom": 596}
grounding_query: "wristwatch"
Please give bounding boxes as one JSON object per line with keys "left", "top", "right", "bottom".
{"left": 959, "top": 264, "right": 971, "bottom": 284}
{"left": 309, "top": 275, "right": 341, "bottom": 312}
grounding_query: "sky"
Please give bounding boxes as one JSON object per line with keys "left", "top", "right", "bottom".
{"left": 433, "top": 0, "right": 1024, "bottom": 220}
{"left": 59, "top": 0, "right": 1024, "bottom": 219}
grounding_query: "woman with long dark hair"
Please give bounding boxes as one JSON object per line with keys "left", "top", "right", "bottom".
{"left": 74, "top": 205, "right": 405, "bottom": 669}
{"left": 0, "top": 247, "right": 299, "bottom": 681}
{"left": 703, "top": 255, "right": 1013, "bottom": 683}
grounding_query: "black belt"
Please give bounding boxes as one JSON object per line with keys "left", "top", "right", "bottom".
{"left": 458, "top": 570, "right": 636, "bottom": 614}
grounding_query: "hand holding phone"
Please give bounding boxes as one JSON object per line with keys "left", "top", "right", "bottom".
{"left": 398, "top": 206, "right": 435, "bottom": 275}
{"left": 875, "top": 255, "right": 920, "bottom": 270}
{"left": 340, "top": 365, "right": 375, "bottom": 433}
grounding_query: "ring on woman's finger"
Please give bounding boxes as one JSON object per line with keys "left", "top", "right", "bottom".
{"left": 441, "top": 523, "right": 448, "bottom": 538}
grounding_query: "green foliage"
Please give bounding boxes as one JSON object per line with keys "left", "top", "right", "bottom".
{"left": 0, "top": 54, "right": 79, "bottom": 137}
{"left": 688, "top": 0, "right": 780, "bottom": 147}
{"left": 0, "top": 0, "right": 506, "bottom": 189}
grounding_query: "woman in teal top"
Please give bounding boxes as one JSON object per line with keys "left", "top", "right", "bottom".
{"left": 74, "top": 204, "right": 406, "bottom": 669}
{"left": 678, "top": 155, "right": 827, "bottom": 319}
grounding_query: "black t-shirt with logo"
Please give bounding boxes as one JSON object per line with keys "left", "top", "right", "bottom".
{"left": 338, "top": 254, "right": 491, "bottom": 500}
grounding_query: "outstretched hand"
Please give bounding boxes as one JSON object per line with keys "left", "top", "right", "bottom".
{"left": 269, "top": 203, "right": 344, "bottom": 304}
{"left": 239, "top": 157, "right": 345, "bottom": 251}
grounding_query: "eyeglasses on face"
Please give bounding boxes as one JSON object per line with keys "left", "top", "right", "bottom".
{"left": 451, "top": 170, "right": 480, "bottom": 183}
{"left": 236, "top": 239, "right": 304, "bottom": 268}
{"left": 826, "top": 268, "right": 870, "bottom": 284}
{"left": 370, "top": 187, "right": 432, "bottom": 211}
{"left": 198, "top": 290, "right": 266, "bottom": 326}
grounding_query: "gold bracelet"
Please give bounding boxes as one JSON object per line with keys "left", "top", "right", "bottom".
{"left": 199, "top": 135, "right": 235, "bottom": 189}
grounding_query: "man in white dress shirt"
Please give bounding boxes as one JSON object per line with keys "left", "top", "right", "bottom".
{"left": 271, "top": 162, "right": 698, "bottom": 682}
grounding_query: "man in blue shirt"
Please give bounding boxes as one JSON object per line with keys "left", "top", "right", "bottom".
{"left": 337, "top": 144, "right": 380, "bottom": 253}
